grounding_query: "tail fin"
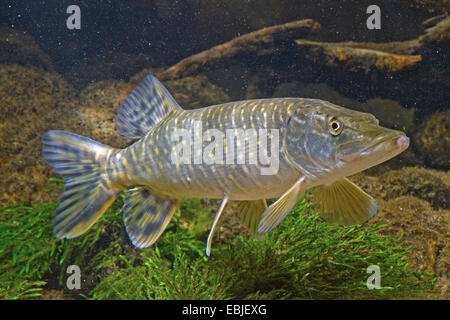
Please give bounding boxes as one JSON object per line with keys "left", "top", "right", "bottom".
{"left": 42, "top": 130, "right": 119, "bottom": 239}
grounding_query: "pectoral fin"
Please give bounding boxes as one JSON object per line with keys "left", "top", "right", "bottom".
{"left": 238, "top": 200, "right": 267, "bottom": 239}
{"left": 258, "top": 177, "right": 306, "bottom": 233}
{"left": 312, "top": 178, "right": 377, "bottom": 225}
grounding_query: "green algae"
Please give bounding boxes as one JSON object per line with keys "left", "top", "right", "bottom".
{"left": 0, "top": 202, "right": 57, "bottom": 299}
{"left": 91, "top": 199, "right": 437, "bottom": 300}
{"left": 0, "top": 190, "right": 436, "bottom": 300}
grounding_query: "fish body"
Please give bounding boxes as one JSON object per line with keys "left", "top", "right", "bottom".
{"left": 109, "top": 99, "right": 301, "bottom": 201}
{"left": 42, "top": 75, "right": 409, "bottom": 254}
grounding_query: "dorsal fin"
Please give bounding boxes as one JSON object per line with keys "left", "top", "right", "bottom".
{"left": 116, "top": 74, "right": 182, "bottom": 140}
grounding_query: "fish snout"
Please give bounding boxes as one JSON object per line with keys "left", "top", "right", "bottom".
{"left": 394, "top": 135, "right": 409, "bottom": 150}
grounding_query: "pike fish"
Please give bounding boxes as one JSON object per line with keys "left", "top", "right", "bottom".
{"left": 42, "top": 75, "right": 409, "bottom": 255}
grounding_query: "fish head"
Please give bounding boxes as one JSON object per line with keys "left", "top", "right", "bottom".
{"left": 284, "top": 103, "right": 409, "bottom": 181}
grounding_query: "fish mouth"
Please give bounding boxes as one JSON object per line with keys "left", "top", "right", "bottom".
{"left": 360, "top": 131, "right": 408, "bottom": 155}
{"left": 338, "top": 130, "right": 409, "bottom": 162}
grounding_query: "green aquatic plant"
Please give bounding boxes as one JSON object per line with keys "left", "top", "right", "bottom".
{"left": 0, "top": 199, "right": 127, "bottom": 299}
{"left": 0, "top": 176, "right": 129, "bottom": 299}
{"left": 0, "top": 189, "right": 436, "bottom": 300}
{"left": 179, "top": 199, "right": 213, "bottom": 239}
{"left": 0, "top": 202, "right": 57, "bottom": 299}
{"left": 90, "top": 199, "right": 436, "bottom": 300}
{"left": 0, "top": 189, "right": 208, "bottom": 299}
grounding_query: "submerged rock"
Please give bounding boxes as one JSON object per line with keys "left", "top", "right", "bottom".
{"left": 132, "top": 71, "right": 231, "bottom": 109}
{"left": 350, "top": 166, "right": 449, "bottom": 210}
{"left": 371, "top": 196, "right": 449, "bottom": 299}
{"left": 0, "top": 64, "right": 79, "bottom": 204}
{"left": 164, "top": 75, "right": 232, "bottom": 109}
{"left": 414, "top": 110, "right": 450, "bottom": 170}
{"left": 78, "top": 80, "right": 135, "bottom": 148}
{"left": 0, "top": 27, "right": 54, "bottom": 72}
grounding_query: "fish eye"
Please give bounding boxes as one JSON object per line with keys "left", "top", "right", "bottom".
{"left": 328, "top": 118, "right": 343, "bottom": 136}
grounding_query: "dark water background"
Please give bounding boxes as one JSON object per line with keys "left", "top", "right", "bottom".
{"left": 0, "top": 1, "right": 440, "bottom": 80}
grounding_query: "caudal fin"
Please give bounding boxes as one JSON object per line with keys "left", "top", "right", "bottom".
{"left": 42, "top": 130, "right": 119, "bottom": 239}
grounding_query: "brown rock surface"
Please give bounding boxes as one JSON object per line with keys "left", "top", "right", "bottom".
{"left": 413, "top": 110, "right": 450, "bottom": 170}
{"left": 347, "top": 166, "right": 449, "bottom": 298}
{"left": 350, "top": 166, "right": 449, "bottom": 210}
{"left": 78, "top": 80, "right": 135, "bottom": 148}
{"left": 0, "top": 27, "right": 54, "bottom": 72}
{"left": 132, "top": 71, "right": 232, "bottom": 110}
{"left": 371, "top": 197, "right": 449, "bottom": 299}
{"left": 0, "top": 64, "right": 79, "bottom": 205}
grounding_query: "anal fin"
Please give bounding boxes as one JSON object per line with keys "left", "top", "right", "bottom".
{"left": 123, "top": 187, "right": 180, "bottom": 248}
{"left": 311, "top": 178, "right": 377, "bottom": 225}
